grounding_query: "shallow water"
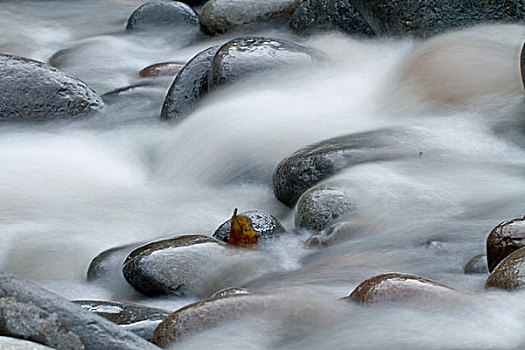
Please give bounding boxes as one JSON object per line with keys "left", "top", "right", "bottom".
{"left": 1, "top": 1, "right": 525, "bottom": 348}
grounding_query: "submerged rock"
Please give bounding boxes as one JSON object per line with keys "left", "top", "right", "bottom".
{"left": 73, "top": 300, "right": 170, "bottom": 341}
{"left": 304, "top": 219, "right": 368, "bottom": 248}
{"left": 139, "top": 62, "right": 185, "bottom": 78}
{"left": 0, "top": 54, "right": 103, "bottom": 121}
{"left": 349, "top": 0, "right": 525, "bottom": 38}
{"left": 348, "top": 273, "right": 461, "bottom": 304}
{"left": 209, "top": 37, "right": 316, "bottom": 88}
{"left": 199, "top": 0, "right": 303, "bottom": 35}
{"left": 295, "top": 185, "right": 354, "bottom": 231}
{"left": 87, "top": 243, "right": 144, "bottom": 282}
{"left": 273, "top": 128, "right": 412, "bottom": 207}
{"left": 464, "top": 254, "right": 488, "bottom": 274}
{"left": 486, "top": 217, "right": 525, "bottom": 272}
{"left": 126, "top": 1, "right": 199, "bottom": 32}
{"left": 210, "top": 287, "right": 250, "bottom": 298}
{"left": 212, "top": 210, "right": 286, "bottom": 244}
{"left": 0, "top": 337, "right": 54, "bottom": 349}
{"left": 0, "top": 273, "right": 158, "bottom": 350}
{"left": 486, "top": 247, "right": 525, "bottom": 290}
{"left": 160, "top": 45, "right": 220, "bottom": 121}
{"left": 289, "top": 0, "right": 374, "bottom": 36}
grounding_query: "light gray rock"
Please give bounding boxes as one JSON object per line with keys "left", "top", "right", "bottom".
{"left": 126, "top": 1, "right": 199, "bottom": 32}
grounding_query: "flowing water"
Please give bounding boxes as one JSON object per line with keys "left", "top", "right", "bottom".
{"left": 1, "top": 0, "right": 525, "bottom": 348}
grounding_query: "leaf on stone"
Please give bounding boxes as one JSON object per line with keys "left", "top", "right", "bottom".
{"left": 228, "top": 208, "right": 259, "bottom": 249}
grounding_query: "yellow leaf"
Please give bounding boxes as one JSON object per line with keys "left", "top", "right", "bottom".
{"left": 228, "top": 208, "right": 259, "bottom": 249}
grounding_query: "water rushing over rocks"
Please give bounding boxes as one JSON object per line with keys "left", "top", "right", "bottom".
{"left": 1, "top": 0, "right": 525, "bottom": 349}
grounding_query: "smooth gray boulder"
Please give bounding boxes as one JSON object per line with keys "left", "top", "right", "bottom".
{"left": 0, "top": 273, "right": 159, "bottom": 350}
{"left": 0, "top": 54, "right": 103, "bottom": 121}
{"left": 73, "top": 300, "right": 170, "bottom": 341}
{"left": 349, "top": 0, "right": 525, "bottom": 38}
{"left": 199, "top": 0, "right": 304, "bottom": 35}
{"left": 126, "top": 1, "right": 199, "bottom": 32}
{"left": 289, "top": 0, "right": 374, "bottom": 36}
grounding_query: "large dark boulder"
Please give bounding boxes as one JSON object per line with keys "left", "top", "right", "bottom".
{"left": 209, "top": 37, "right": 316, "bottom": 87}
{"left": 73, "top": 300, "right": 170, "bottom": 341}
{"left": 273, "top": 128, "right": 413, "bottom": 207}
{"left": 486, "top": 246, "right": 525, "bottom": 290}
{"left": 199, "top": 0, "right": 304, "bottom": 35}
{"left": 126, "top": 1, "right": 199, "bottom": 32}
{"left": 486, "top": 217, "right": 525, "bottom": 272}
{"left": 0, "top": 54, "right": 103, "bottom": 121}
{"left": 0, "top": 273, "right": 159, "bottom": 350}
{"left": 289, "top": 0, "right": 374, "bottom": 36}
{"left": 160, "top": 45, "right": 220, "bottom": 121}
{"left": 347, "top": 273, "right": 462, "bottom": 304}
{"left": 212, "top": 210, "right": 286, "bottom": 244}
{"left": 349, "top": 0, "right": 525, "bottom": 38}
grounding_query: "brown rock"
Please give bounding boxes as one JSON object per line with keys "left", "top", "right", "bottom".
{"left": 486, "top": 217, "right": 525, "bottom": 272}
{"left": 139, "top": 62, "right": 185, "bottom": 78}
{"left": 485, "top": 247, "right": 525, "bottom": 290}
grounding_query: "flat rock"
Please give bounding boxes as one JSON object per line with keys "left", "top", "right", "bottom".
{"left": 486, "top": 247, "right": 525, "bottom": 290}
{"left": 0, "top": 273, "right": 159, "bottom": 350}
{"left": 295, "top": 185, "right": 354, "bottom": 231}
{"left": 486, "top": 217, "right": 525, "bottom": 272}
{"left": 199, "top": 0, "right": 304, "bottom": 35}
{"left": 0, "top": 54, "right": 103, "bottom": 121}
{"left": 73, "top": 300, "right": 170, "bottom": 341}
{"left": 139, "top": 61, "right": 185, "bottom": 78}
{"left": 273, "top": 128, "right": 412, "bottom": 207}
{"left": 126, "top": 1, "right": 199, "bottom": 32}
{"left": 289, "top": 0, "right": 374, "bottom": 36}
{"left": 160, "top": 45, "right": 220, "bottom": 121}
{"left": 212, "top": 210, "right": 286, "bottom": 244}
{"left": 349, "top": 0, "right": 525, "bottom": 38}
{"left": 209, "top": 37, "right": 316, "bottom": 88}
{"left": 348, "top": 273, "right": 460, "bottom": 304}
{"left": 210, "top": 287, "right": 250, "bottom": 298}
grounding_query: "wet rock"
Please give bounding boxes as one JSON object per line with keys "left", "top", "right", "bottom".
{"left": 486, "top": 247, "right": 525, "bottom": 290}
{"left": 348, "top": 273, "right": 460, "bottom": 304}
{"left": 0, "top": 54, "right": 103, "bottom": 121}
{"left": 209, "top": 37, "right": 316, "bottom": 88}
{"left": 73, "top": 300, "right": 170, "bottom": 341}
{"left": 210, "top": 287, "right": 250, "bottom": 298}
{"left": 304, "top": 219, "right": 368, "bottom": 248}
{"left": 151, "top": 292, "right": 345, "bottom": 347}
{"left": 179, "top": 0, "right": 207, "bottom": 6}
{"left": 0, "top": 273, "right": 159, "bottom": 350}
{"left": 273, "top": 128, "right": 412, "bottom": 207}
{"left": 199, "top": 0, "right": 303, "bottom": 35}
{"left": 288, "top": 0, "right": 375, "bottom": 36}
{"left": 295, "top": 185, "right": 354, "bottom": 231}
{"left": 126, "top": 1, "right": 199, "bottom": 32}
{"left": 349, "top": 0, "right": 525, "bottom": 38}
{"left": 464, "top": 254, "right": 488, "bottom": 274}
{"left": 521, "top": 43, "right": 525, "bottom": 90}
{"left": 486, "top": 217, "right": 525, "bottom": 272}
{"left": 160, "top": 45, "right": 220, "bottom": 121}
{"left": 87, "top": 243, "right": 144, "bottom": 282}
{"left": 101, "top": 82, "right": 160, "bottom": 104}
{"left": 0, "top": 337, "right": 54, "bottom": 349}
{"left": 139, "top": 62, "right": 185, "bottom": 78}
{"left": 212, "top": 210, "right": 286, "bottom": 244}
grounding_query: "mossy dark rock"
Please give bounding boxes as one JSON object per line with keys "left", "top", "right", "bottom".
{"left": 295, "top": 185, "right": 354, "bottom": 231}
{"left": 486, "top": 247, "right": 525, "bottom": 290}
{"left": 126, "top": 1, "right": 199, "bottom": 32}
{"left": 464, "top": 254, "right": 488, "bottom": 274}
{"left": 0, "top": 273, "right": 158, "bottom": 350}
{"left": 289, "top": 0, "right": 374, "bottom": 36}
{"left": 209, "top": 37, "right": 316, "bottom": 88}
{"left": 151, "top": 292, "right": 344, "bottom": 347}
{"left": 73, "top": 300, "right": 170, "bottom": 341}
{"left": 273, "top": 128, "right": 412, "bottom": 207}
{"left": 349, "top": 0, "right": 525, "bottom": 38}
{"left": 0, "top": 54, "right": 103, "bottom": 121}
{"left": 486, "top": 217, "right": 525, "bottom": 272}
{"left": 304, "top": 219, "right": 368, "bottom": 248}
{"left": 139, "top": 62, "right": 185, "bottom": 78}
{"left": 199, "top": 0, "right": 303, "bottom": 35}
{"left": 348, "top": 273, "right": 460, "bottom": 304}
{"left": 160, "top": 45, "right": 221, "bottom": 121}
{"left": 212, "top": 210, "right": 286, "bottom": 244}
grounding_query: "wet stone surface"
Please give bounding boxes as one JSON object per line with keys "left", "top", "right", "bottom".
{"left": 486, "top": 217, "right": 525, "bottom": 272}
{"left": 486, "top": 247, "right": 525, "bottom": 290}
{"left": 464, "top": 254, "right": 488, "bottom": 274}
{"left": 126, "top": 1, "right": 199, "bottom": 32}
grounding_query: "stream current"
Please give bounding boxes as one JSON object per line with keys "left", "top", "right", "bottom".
{"left": 1, "top": 1, "right": 525, "bottom": 349}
